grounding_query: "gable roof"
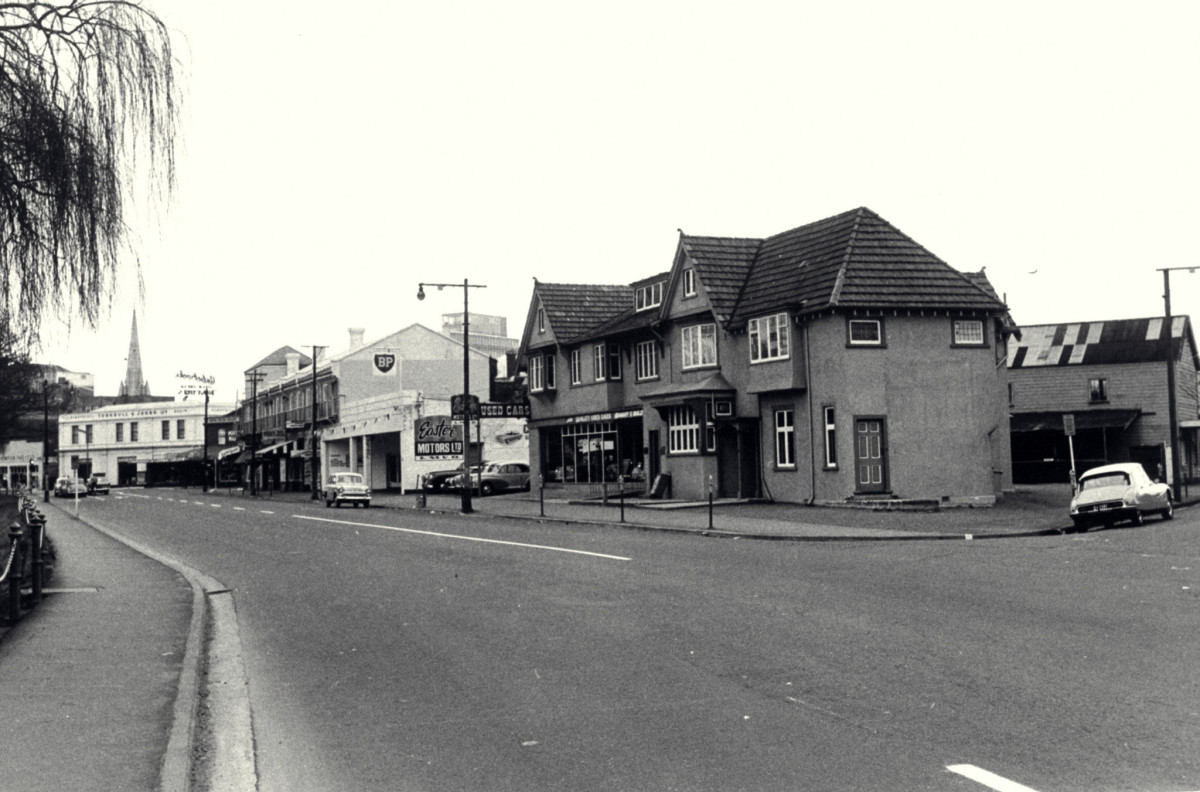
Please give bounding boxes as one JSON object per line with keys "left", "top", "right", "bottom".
{"left": 530, "top": 281, "right": 633, "bottom": 345}
{"left": 1009, "top": 316, "right": 1199, "bottom": 369}
{"left": 245, "top": 346, "right": 310, "bottom": 374}
{"left": 730, "top": 207, "right": 1004, "bottom": 323}
{"left": 677, "top": 236, "right": 760, "bottom": 325}
{"left": 519, "top": 208, "right": 1008, "bottom": 356}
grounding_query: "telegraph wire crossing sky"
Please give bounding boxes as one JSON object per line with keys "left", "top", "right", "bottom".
{"left": 31, "top": 0, "right": 1200, "bottom": 404}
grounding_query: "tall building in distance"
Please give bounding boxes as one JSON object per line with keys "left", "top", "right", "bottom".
{"left": 441, "top": 312, "right": 519, "bottom": 375}
{"left": 118, "top": 310, "right": 151, "bottom": 399}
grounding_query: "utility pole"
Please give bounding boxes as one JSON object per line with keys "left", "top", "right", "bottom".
{"left": 311, "top": 345, "right": 324, "bottom": 499}
{"left": 1158, "top": 266, "right": 1194, "bottom": 502}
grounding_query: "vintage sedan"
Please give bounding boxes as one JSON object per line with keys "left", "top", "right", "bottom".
{"left": 322, "top": 471, "right": 371, "bottom": 508}
{"left": 451, "top": 461, "right": 531, "bottom": 496}
{"left": 54, "top": 477, "right": 88, "bottom": 498}
{"left": 1069, "top": 462, "right": 1173, "bottom": 531}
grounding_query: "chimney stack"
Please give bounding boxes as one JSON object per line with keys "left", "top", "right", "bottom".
{"left": 285, "top": 352, "right": 300, "bottom": 376}
{"left": 349, "top": 328, "right": 365, "bottom": 349}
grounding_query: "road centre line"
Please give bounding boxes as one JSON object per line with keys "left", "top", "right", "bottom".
{"left": 947, "top": 765, "right": 1039, "bottom": 792}
{"left": 295, "top": 514, "right": 632, "bottom": 561}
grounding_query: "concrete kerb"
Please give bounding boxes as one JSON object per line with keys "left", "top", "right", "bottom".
{"left": 49, "top": 504, "right": 257, "bottom": 792}
{"left": 408, "top": 497, "right": 1070, "bottom": 542}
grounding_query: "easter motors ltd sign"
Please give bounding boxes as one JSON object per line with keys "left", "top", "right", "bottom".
{"left": 414, "top": 415, "right": 462, "bottom": 459}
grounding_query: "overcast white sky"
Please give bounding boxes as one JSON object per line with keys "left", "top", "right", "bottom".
{"left": 33, "top": 0, "right": 1200, "bottom": 403}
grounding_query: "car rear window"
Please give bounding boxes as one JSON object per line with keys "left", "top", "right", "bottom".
{"left": 1080, "top": 472, "right": 1130, "bottom": 490}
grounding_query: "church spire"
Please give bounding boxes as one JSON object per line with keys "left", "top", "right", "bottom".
{"left": 118, "top": 310, "right": 150, "bottom": 398}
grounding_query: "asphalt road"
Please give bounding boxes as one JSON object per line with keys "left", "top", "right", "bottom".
{"left": 78, "top": 491, "right": 1200, "bottom": 792}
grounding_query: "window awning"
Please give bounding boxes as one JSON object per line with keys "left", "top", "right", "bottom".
{"left": 257, "top": 440, "right": 294, "bottom": 456}
{"left": 639, "top": 372, "right": 736, "bottom": 404}
{"left": 1009, "top": 409, "right": 1141, "bottom": 433}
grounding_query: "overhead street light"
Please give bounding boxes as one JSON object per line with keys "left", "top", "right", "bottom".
{"left": 418, "top": 279, "right": 487, "bottom": 514}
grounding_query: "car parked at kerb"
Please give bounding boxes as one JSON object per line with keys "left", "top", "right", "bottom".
{"left": 450, "top": 461, "right": 531, "bottom": 496}
{"left": 1069, "top": 462, "right": 1173, "bottom": 532}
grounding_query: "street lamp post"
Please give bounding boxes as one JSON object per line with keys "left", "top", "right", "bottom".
{"left": 311, "top": 344, "right": 325, "bottom": 500}
{"left": 418, "top": 279, "right": 487, "bottom": 514}
{"left": 1158, "top": 266, "right": 1195, "bottom": 502}
{"left": 42, "top": 378, "right": 50, "bottom": 503}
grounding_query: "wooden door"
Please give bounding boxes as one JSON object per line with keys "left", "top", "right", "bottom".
{"left": 854, "top": 418, "right": 887, "bottom": 493}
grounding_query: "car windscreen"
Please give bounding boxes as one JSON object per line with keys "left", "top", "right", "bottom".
{"left": 1080, "top": 472, "right": 1130, "bottom": 490}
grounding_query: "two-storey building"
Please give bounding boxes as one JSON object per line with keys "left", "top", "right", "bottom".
{"left": 520, "top": 207, "right": 1015, "bottom": 504}
{"left": 239, "top": 324, "right": 515, "bottom": 494}
{"left": 58, "top": 399, "right": 236, "bottom": 486}
{"left": 1007, "top": 316, "right": 1200, "bottom": 484}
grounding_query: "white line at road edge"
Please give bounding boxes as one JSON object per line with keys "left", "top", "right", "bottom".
{"left": 947, "top": 765, "right": 1040, "bottom": 792}
{"left": 296, "top": 514, "right": 632, "bottom": 561}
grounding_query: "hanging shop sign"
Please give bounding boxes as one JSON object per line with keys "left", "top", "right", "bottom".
{"left": 414, "top": 415, "right": 463, "bottom": 459}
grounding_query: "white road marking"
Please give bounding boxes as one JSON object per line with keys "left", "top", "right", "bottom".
{"left": 260, "top": 510, "right": 275, "bottom": 515}
{"left": 232, "top": 507, "right": 245, "bottom": 511}
{"left": 296, "top": 515, "right": 631, "bottom": 561}
{"left": 947, "top": 765, "right": 1040, "bottom": 792}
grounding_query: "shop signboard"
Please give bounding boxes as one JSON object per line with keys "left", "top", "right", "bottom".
{"left": 415, "top": 415, "right": 463, "bottom": 459}
{"left": 453, "top": 399, "right": 531, "bottom": 421}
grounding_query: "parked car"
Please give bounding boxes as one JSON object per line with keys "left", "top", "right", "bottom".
{"left": 451, "top": 461, "right": 531, "bottom": 496}
{"left": 87, "top": 472, "right": 110, "bottom": 495}
{"left": 1069, "top": 462, "right": 1172, "bottom": 531}
{"left": 54, "top": 477, "right": 88, "bottom": 498}
{"left": 323, "top": 472, "right": 371, "bottom": 508}
{"left": 424, "top": 462, "right": 483, "bottom": 491}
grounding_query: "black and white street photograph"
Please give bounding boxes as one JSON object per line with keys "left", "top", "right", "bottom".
{"left": 2, "top": 2, "right": 1199, "bottom": 790}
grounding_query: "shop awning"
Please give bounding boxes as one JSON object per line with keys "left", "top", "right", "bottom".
{"left": 257, "top": 440, "right": 294, "bottom": 456}
{"left": 1009, "top": 409, "right": 1141, "bottom": 433}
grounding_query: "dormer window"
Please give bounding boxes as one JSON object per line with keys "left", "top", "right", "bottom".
{"left": 635, "top": 282, "right": 663, "bottom": 311}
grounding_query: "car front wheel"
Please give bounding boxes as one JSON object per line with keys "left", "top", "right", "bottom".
{"left": 1162, "top": 495, "right": 1174, "bottom": 521}
{"left": 1130, "top": 509, "right": 1144, "bottom": 527}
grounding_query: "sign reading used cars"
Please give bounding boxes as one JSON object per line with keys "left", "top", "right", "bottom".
{"left": 452, "top": 400, "right": 531, "bottom": 420}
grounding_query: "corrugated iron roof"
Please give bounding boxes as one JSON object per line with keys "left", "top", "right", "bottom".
{"left": 1009, "top": 316, "right": 1197, "bottom": 368}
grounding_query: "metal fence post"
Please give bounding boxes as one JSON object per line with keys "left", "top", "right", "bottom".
{"left": 29, "top": 514, "right": 44, "bottom": 604}
{"left": 619, "top": 475, "right": 625, "bottom": 523}
{"left": 8, "top": 523, "right": 23, "bottom": 623}
{"left": 539, "top": 475, "right": 545, "bottom": 518}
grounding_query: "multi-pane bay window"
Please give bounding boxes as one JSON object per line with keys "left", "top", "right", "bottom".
{"left": 667, "top": 405, "right": 699, "bottom": 453}
{"left": 775, "top": 409, "right": 795, "bottom": 468}
{"left": 682, "top": 323, "right": 717, "bottom": 369}
{"left": 636, "top": 340, "right": 659, "bottom": 380}
{"left": 749, "top": 313, "right": 790, "bottom": 362}
{"left": 530, "top": 353, "right": 556, "bottom": 392}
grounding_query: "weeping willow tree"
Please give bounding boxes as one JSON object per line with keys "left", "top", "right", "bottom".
{"left": 0, "top": 1, "right": 178, "bottom": 347}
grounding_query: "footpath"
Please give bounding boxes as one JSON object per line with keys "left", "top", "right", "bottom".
{"left": 0, "top": 484, "right": 1090, "bottom": 790}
